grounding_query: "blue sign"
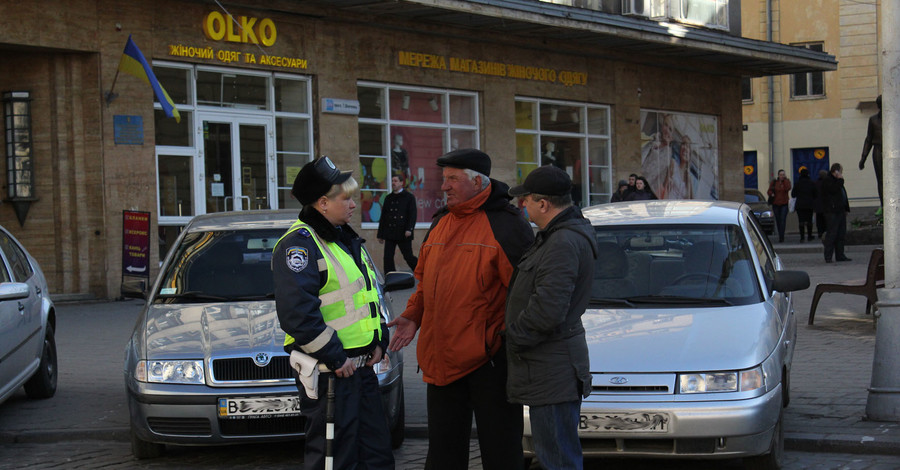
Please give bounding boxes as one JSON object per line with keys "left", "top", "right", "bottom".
{"left": 114, "top": 115, "right": 144, "bottom": 145}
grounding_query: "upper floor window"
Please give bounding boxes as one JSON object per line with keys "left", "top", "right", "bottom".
{"left": 791, "top": 43, "right": 825, "bottom": 99}
{"left": 741, "top": 77, "right": 752, "bottom": 103}
{"left": 670, "top": 0, "right": 729, "bottom": 30}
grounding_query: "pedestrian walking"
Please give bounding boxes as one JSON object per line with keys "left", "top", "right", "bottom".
{"left": 387, "top": 148, "right": 534, "bottom": 470}
{"left": 791, "top": 168, "right": 816, "bottom": 242}
{"left": 273, "top": 156, "right": 394, "bottom": 470}
{"left": 505, "top": 165, "right": 598, "bottom": 470}
{"left": 767, "top": 169, "right": 792, "bottom": 242}
{"left": 813, "top": 169, "right": 828, "bottom": 239}
{"left": 377, "top": 172, "right": 418, "bottom": 272}
{"left": 821, "top": 163, "right": 851, "bottom": 263}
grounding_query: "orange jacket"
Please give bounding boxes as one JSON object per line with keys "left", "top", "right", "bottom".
{"left": 402, "top": 181, "right": 533, "bottom": 386}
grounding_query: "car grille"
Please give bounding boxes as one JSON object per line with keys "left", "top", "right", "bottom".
{"left": 211, "top": 356, "right": 293, "bottom": 382}
{"left": 583, "top": 438, "right": 716, "bottom": 454}
{"left": 148, "top": 417, "right": 212, "bottom": 436}
{"left": 219, "top": 416, "right": 305, "bottom": 436}
{"left": 592, "top": 385, "right": 669, "bottom": 393}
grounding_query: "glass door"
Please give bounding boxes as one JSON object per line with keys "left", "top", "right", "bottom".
{"left": 197, "top": 114, "right": 274, "bottom": 213}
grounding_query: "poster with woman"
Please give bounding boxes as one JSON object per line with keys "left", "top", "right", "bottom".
{"left": 640, "top": 110, "right": 719, "bottom": 200}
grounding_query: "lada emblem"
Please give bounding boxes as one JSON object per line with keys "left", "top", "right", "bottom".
{"left": 609, "top": 376, "right": 628, "bottom": 385}
{"left": 253, "top": 352, "right": 271, "bottom": 367}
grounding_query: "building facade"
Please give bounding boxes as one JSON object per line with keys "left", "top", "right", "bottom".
{"left": 742, "top": 0, "right": 879, "bottom": 209}
{"left": 0, "top": 0, "right": 834, "bottom": 298}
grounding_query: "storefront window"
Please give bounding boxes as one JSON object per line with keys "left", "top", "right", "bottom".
{"left": 515, "top": 98, "right": 611, "bottom": 206}
{"left": 196, "top": 70, "right": 268, "bottom": 109}
{"left": 639, "top": 110, "right": 719, "bottom": 200}
{"left": 157, "top": 154, "right": 193, "bottom": 217}
{"left": 357, "top": 83, "right": 479, "bottom": 226}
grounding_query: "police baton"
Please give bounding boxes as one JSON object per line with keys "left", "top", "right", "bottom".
{"left": 318, "top": 363, "right": 336, "bottom": 470}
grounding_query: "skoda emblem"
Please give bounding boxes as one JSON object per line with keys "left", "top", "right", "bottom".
{"left": 609, "top": 376, "right": 628, "bottom": 385}
{"left": 253, "top": 352, "right": 271, "bottom": 367}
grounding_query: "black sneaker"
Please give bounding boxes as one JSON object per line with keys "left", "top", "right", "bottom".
{"left": 836, "top": 257, "right": 852, "bottom": 262}
{"left": 825, "top": 259, "right": 834, "bottom": 263}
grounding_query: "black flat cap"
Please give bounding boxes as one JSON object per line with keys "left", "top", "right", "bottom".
{"left": 436, "top": 148, "right": 491, "bottom": 176}
{"left": 508, "top": 165, "right": 572, "bottom": 197}
{"left": 291, "top": 156, "right": 352, "bottom": 205}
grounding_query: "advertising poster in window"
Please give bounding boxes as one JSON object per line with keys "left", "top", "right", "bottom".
{"left": 640, "top": 110, "right": 719, "bottom": 200}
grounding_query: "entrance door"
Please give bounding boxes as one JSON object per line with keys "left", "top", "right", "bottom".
{"left": 198, "top": 115, "right": 274, "bottom": 213}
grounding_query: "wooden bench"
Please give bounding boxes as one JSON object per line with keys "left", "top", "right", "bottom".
{"left": 808, "top": 248, "right": 885, "bottom": 325}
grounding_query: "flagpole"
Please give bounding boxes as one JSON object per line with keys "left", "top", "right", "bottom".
{"left": 106, "top": 68, "right": 121, "bottom": 106}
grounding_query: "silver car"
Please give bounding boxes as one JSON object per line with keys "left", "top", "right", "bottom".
{"left": 522, "top": 201, "right": 809, "bottom": 470}
{"left": 0, "top": 224, "right": 57, "bottom": 405}
{"left": 124, "top": 210, "right": 412, "bottom": 459}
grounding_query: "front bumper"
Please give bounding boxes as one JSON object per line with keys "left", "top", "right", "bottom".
{"left": 523, "top": 385, "right": 781, "bottom": 459}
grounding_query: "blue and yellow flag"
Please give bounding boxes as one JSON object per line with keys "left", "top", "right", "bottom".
{"left": 118, "top": 35, "right": 180, "bottom": 123}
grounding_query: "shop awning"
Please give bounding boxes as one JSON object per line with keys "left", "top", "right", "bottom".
{"left": 303, "top": 0, "right": 837, "bottom": 77}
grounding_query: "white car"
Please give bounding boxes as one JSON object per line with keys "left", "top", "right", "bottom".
{"left": 522, "top": 200, "right": 809, "bottom": 470}
{"left": 0, "top": 224, "right": 57, "bottom": 405}
{"left": 124, "top": 210, "right": 413, "bottom": 459}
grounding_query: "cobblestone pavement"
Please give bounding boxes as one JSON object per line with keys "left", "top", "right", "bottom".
{"left": 1, "top": 439, "right": 899, "bottom": 469}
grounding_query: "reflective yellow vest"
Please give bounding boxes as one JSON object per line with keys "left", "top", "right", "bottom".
{"left": 276, "top": 220, "right": 383, "bottom": 353}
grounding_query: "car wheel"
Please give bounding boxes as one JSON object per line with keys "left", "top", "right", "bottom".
{"left": 390, "top": 388, "right": 406, "bottom": 449}
{"left": 24, "top": 323, "right": 58, "bottom": 399}
{"left": 131, "top": 430, "right": 165, "bottom": 459}
{"left": 744, "top": 406, "right": 784, "bottom": 470}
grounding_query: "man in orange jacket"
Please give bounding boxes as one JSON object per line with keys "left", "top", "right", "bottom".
{"left": 388, "top": 149, "right": 534, "bottom": 469}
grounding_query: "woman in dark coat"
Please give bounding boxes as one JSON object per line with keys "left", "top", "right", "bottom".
{"left": 625, "top": 176, "right": 658, "bottom": 201}
{"left": 791, "top": 168, "right": 817, "bottom": 242}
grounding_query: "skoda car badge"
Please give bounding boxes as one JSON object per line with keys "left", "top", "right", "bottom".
{"left": 253, "top": 352, "right": 271, "bottom": 367}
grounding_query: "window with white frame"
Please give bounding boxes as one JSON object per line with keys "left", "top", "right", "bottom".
{"left": 791, "top": 43, "right": 825, "bottom": 98}
{"left": 515, "top": 98, "right": 612, "bottom": 206}
{"left": 671, "top": 0, "right": 729, "bottom": 30}
{"left": 357, "top": 82, "right": 479, "bottom": 226}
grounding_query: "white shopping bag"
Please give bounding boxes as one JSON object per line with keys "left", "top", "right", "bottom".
{"left": 289, "top": 350, "right": 321, "bottom": 399}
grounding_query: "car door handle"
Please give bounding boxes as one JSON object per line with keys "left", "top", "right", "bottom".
{"left": 17, "top": 301, "right": 25, "bottom": 312}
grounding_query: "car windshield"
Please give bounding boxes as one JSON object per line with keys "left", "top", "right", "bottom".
{"left": 154, "top": 229, "right": 284, "bottom": 303}
{"left": 744, "top": 192, "right": 763, "bottom": 204}
{"left": 591, "top": 224, "right": 762, "bottom": 307}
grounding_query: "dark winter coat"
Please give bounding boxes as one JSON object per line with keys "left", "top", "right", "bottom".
{"left": 377, "top": 190, "right": 417, "bottom": 241}
{"left": 821, "top": 174, "right": 850, "bottom": 214}
{"left": 791, "top": 175, "right": 817, "bottom": 211}
{"left": 505, "top": 206, "right": 598, "bottom": 406}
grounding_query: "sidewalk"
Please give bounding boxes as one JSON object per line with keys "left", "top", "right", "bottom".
{"left": 1, "top": 242, "right": 899, "bottom": 467}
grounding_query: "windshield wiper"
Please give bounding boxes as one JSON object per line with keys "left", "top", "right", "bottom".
{"left": 155, "top": 291, "right": 230, "bottom": 302}
{"left": 624, "top": 295, "right": 733, "bottom": 306}
{"left": 589, "top": 297, "right": 635, "bottom": 307}
{"left": 229, "top": 293, "right": 275, "bottom": 301}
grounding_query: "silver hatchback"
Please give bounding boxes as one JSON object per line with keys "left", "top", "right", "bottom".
{"left": 522, "top": 201, "right": 809, "bottom": 470}
{"left": 124, "top": 210, "right": 412, "bottom": 458}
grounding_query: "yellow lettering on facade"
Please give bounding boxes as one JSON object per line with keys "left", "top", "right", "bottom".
{"left": 202, "top": 12, "right": 277, "bottom": 46}
{"left": 397, "top": 51, "right": 446, "bottom": 70}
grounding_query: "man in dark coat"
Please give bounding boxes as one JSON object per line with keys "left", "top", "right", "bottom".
{"left": 506, "top": 165, "right": 598, "bottom": 470}
{"left": 822, "top": 163, "right": 851, "bottom": 263}
{"left": 377, "top": 173, "right": 418, "bottom": 272}
{"left": 791, "top": 168, "right": 817, "bottom": 242}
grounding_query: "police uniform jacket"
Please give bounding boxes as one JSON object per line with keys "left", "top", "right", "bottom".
{"left": 273, "top": 206, "right": 389, "bottom": 371}
{"left": 505, "top": 206, "right": 597, "bottom": 406}
{"left": 377, "top": 189, "right": 417, "bottom": 241}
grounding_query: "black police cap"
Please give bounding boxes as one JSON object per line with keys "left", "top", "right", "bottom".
{"left": 291, "top": 156, "right": 352, "bottom": 205}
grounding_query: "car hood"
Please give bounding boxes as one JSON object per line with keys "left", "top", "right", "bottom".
{"left": 141, "top": 301, "right": 284, "bottom": 359}
{"left": 583, "top": 303, "right": 781, "bottom": 373}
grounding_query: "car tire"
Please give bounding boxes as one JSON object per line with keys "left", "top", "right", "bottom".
{"left": 131, "top": 430, "right": 165, "bottom": 459}
{"left": 744, "top": 406, "right": 784, "bottom": 470}
{"left": 390, "top": 388, "right": 406, "bottom": 449}
{"left": 24, "top": 323, "right": 58, "bottom": 399}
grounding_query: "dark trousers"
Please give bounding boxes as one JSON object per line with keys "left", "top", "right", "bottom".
{"left": 383, "top": 238, "right": 417, "bottom": 273}
{"left": 424, "top": 347, "right": 524, "bottom": 470}
{"left": 824, "top": 212, "right": 848, "bottom": 261}
{"left": 815, "top": 212, "right": 828, "bottom": 238}
{"left": 297, "top": 367, "right": 394, "bottom": 470}
{"left": 873, "top": 148, "right": 884, "bottom": 206}
{"left": 796, "top": 209, "right": 813, "bottom": 240}
{"left": 773, "top": 204, "right": 789, "bottom": 242}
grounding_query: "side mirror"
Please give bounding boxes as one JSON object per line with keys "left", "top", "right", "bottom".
{"left": 0, "top": 282, "right": 30, "bottom": 301}
{"left": 773, "top": 270, "right": 810, "bottom": 293}
{"left": 383, "top": 271, "right": 415, "bottom": 292}
{"left": 121, "top": 279, "right": 148, "bottom": 300}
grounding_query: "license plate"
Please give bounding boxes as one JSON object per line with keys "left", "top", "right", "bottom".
{"left": 579, "top": 411, "right": 669, "bottom": 433}
{"left": 218, "top": 395, "right": 301, "bottom": 419}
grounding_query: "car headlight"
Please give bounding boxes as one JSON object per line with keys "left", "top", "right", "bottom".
{"left": 134, "top": 360, "right": 205, "bottom": 384}
{"left": 678, "top": 366, "right": 765, "bottom": 393}
{"left": 761, "top": 210, "right": 773, "bottom": 218}
{"left": 372, "top": 352, "right": 394, "bottom": 375}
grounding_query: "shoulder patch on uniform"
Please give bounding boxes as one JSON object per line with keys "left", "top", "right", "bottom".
{"left": 298, "top": 228, "right": 311, "bottom": 238}
{"left": 286, "top": 246, "right": 309, "bottom": 273}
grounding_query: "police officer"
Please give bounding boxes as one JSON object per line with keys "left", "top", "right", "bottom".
{"left": 273, "top": 156, "right": 394, "bottom": 470}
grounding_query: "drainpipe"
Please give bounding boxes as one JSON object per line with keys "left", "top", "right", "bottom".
{"left": 866, "top": 0, "right": 900, "bottom": 422}
{"left": 767, "top": 0, "right": 775, "bottom": 183}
